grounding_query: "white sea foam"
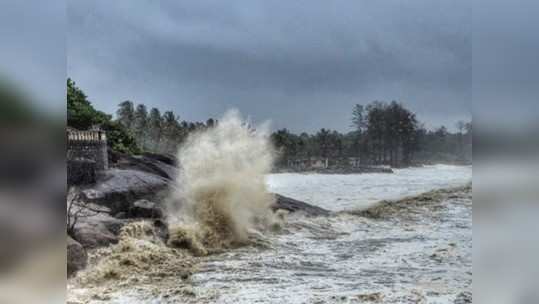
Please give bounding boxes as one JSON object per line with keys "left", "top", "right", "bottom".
{"left": 190, "top": 166, "right": 472, "bottom": 303}
{"left": 167, "top": 110, "right": 276, "bottom": 251}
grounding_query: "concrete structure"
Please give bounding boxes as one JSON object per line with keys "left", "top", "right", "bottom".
{"left": 67, "top": 127, "right": 108, "bottom": 184}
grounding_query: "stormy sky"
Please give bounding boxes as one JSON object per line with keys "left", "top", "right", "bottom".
{"left": 67, "top": 0, "right": 472, "bottom": 132}
{"left": 0, "top": 0, "right": 65, "bottom": 115}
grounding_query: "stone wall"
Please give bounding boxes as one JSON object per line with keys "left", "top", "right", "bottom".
{"left": 67, "top": 129, "right": 108, "bottom": 184}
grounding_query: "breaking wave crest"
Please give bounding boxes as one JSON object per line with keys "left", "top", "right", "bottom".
{"left": 167, "top": 110, "right": 278, "bottom": 254}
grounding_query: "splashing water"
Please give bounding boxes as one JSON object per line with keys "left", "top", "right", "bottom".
{"left": 167, "top": 110, "right": 277, "bottom": 254}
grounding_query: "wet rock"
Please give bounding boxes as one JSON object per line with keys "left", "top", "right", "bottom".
{"left": 272, "top": 193, "right": 330, "bottom": 216}
{"left": 72, "top": 213, "right": 126, "bottom": 248}
{"left": 108, "top": 151, "right": 178, "bottom": 180}
{"left": 72, "top": 222, "right": 118, "bottom": 249}
{"left": 67, "top": 236, "right": 87, "bottom": 277}
{"left": 129, "top": 199, "right": 164, "bottom": 219}
{"left": 114, "top": 211, "right": 127, "bottom": 219}
{"left": 99, "top": 214, "right": 127, "bottom": 235}
{"left": 81, "top": 169, "right": 172, "bottom": 214}
{"left": 140, "top": 152, "right": 177, "bottom": 167}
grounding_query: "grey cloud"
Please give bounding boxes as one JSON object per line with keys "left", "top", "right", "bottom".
{"left": 1, "top": 0, "right": 65, "bottom": 114}
{"left": 68, "top": 0, "right": 471, "bottom": 132}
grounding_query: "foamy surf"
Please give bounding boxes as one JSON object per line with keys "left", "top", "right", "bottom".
{"left": 67, "top": 112, "right": 472, "bottom": 303}
{"left": 67, "top": 110, "right": 281, "bottom": 303}
{"left": 166, "top": 110, "right": 279, "bottom": 254}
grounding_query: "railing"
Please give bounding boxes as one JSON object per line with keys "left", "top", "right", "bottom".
{"left": 67, "top": 130, "right": 107, "bottom": 142}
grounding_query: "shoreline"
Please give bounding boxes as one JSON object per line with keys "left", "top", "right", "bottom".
{"left": 273, "top": 163, "right": 472, "bottom": 175}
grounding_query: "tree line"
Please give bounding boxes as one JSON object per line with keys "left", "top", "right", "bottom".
{"left": 115, "top": 100, "right": 216, "bottom": 154}
{"left": 271, "top": 101, "right": 472, "bottom": 168}
{"left": 67, "top": 79, "right": 471, "bottom": 166}
{"left": 67, "top": 78, "right": 214, "bottom": 155}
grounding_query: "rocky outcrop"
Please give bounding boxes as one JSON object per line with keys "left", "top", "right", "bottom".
{"left": 81, "top": 169, "right": 172, "bottom": 215}
{"left": 128, "top": 199, "right": 164, "bottom": 219}
{"left": 71, "top": 213, "right": 124, "bottom": 248}
{"left": 108, "top": 151, "right": 178, "bottom": 180}
{"left": 272, "top": 194, "right": 330, "bottom": 216}
{"left": 68, "top": 152, "right": 177, "bottom": 251}
{"left": 67, "top": 236, "right": 87, "bottom": 277}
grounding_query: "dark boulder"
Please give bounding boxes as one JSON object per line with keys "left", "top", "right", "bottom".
{"left": 71, "top": 213, "right": 125, "bottom": 248}
{"left": 272, "top": 194, "right": 330, "bottom": 216}
{"left": 128, "top": 199, "right": 164, "bottom": 219}
{"left": 67, "top": 236, "right": 87, "bottom": 277}
{"left": 81, "top": 169, "right": 173, "bottom": 215}
{"left": 141, "top": 152, "right": 177, "bottom": 167}
{"left": 108, "top": 151, "right": 179, "bottom": 180}
{"left": 114, "top": 211, "right": 127, "bottom": 219}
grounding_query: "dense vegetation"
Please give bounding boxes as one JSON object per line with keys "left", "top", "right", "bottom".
{"left": 67, "top": 79, "right": 139, "bottom": 154}
{"left": 272, "top": 101, "right": 472, "bottom": 167}
{"left": 67, "top": 78, "right": 214, "bottom": 155}
{"left": 115, "top": 100, "right": 216, "bottom": 154}
{"left": 67, "top": 79, "right": 471, "bottom": 167}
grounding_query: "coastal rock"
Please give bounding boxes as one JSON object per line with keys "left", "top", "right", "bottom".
{"left": 108, "top": 151, "right": 178, "bottom": 180}
{"left": 67, "top": 236, "right": 87, "bottom": 277}
{"left": 71, "top": 213, "right": 125, "bottom": 248}
{"left": 272, "top": 193, "right": 330, "bottom": 216}
{"left": 81, "top": 169, "right": 172, "bottom": 214}
{"left": 114, "top": 211, "right": 127, "bottom": 219}
{"left": 129, "top": 199, "right": 164, "bottom": 219}
{"left": 140, "top": 152, "right": 177, "bottom": 167}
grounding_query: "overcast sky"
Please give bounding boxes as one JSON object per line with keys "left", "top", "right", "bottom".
{"left": 0, "top": 1, "right": 65, "bottom": 115}
{"left": 66, "top": 0, "right": 471, "bottom": 132}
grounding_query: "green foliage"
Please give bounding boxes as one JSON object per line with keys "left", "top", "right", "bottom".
{"left": 111, "top": 101, "right": 216, "bottom": 154}
{"left": 100, "top": 120, "right": 141, "bottom": 155}
{"left": 351, "top": 104, "right": 366, "bottom": 133}
{"left": 67, "top": 78, "right": 140, "bottom": 155}
{"left": 116, "top": 100, "right": 135, "bottom": 129}
{"left": 67, "top": 78, "right": 108, "bottom": 129}
{"left": 67, "top": 78, "right": 470, "bottom": 164}
{"left": 272, "top": 101, "right": 471, "bottom": 168}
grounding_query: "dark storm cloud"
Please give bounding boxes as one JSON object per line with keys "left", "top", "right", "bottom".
{"left": 473, "top": 0, "right": 539, "bottom": 126}
{"left": 68, "top": 0, "right": 471, "bottom": 132}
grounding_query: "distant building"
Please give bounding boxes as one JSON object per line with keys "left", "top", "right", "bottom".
{"left": 287, "top": 157, "right": 329, "bottom": 170}
{"left": 348, "top": 157, "right": 361, "bottom": 168}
